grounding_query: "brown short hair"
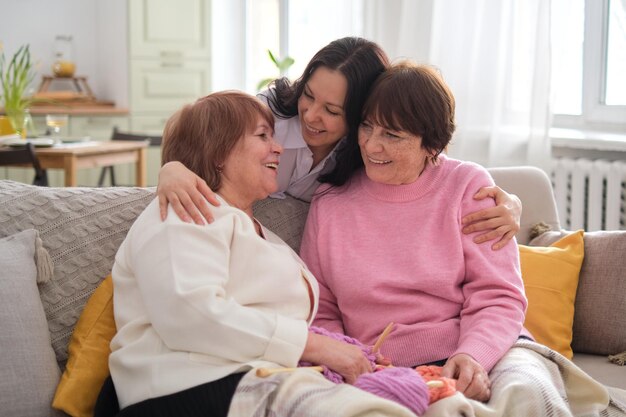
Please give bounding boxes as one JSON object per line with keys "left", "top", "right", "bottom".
{"left": 362, "top": 61, "right": 456, "bottom": 159}
{"left": 161, "top": 91, "right": 274, "bottom": 191}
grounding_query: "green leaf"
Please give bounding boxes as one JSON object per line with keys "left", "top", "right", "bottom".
{"left": 277, "top": 56, "right": 295, "bottom": 72}
{"left": 256, "top": 49, "right": 296, "bottom": 91}
{"left": 256, "top": 77, "right": 275, "bottom": 91}
{"left": 267, "top": 50, "right": 279, "bottom": 66}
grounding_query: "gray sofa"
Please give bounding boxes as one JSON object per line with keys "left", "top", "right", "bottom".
{"left": 488, "top": 166, "right": 626, "bottom": 390}
{"left": 0, "top": 165, "right": 624, "bottom": 417}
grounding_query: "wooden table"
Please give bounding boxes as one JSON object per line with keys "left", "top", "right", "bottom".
{"left": 33, "top": 141, "right": 148, "bottom": 187}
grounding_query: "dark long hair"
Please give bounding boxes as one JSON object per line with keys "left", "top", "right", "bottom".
{"left": 266, "top": 37, "right": 389, "bottom": 186}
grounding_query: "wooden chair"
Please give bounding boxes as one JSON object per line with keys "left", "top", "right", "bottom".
{"left": 0, "top": 142, "right": 49, "bottom": 186}
{"left": 98, "top": 127, "right": 161, "bottom": 186}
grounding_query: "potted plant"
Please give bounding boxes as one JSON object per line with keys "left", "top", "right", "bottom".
{"left": 0, "top": 44, "right": 37, "bottom": 137}
{"left": 257, "top": 49, "right": 295, "bottom": 91}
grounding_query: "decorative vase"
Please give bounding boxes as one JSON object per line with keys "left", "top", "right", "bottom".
{"left": 0, "top": 116, "right": 16, "bottom": 136}
{"left": 52, "top": 35, "right": 76, "bottom": 78}
{"left": 5, "top": 108, "right": 31, "bottom": 138}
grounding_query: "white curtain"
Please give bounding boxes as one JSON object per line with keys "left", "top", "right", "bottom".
{"left": 362, "top": 0, "right": 434, "bottom": 62}
{"left": 363, "top": 0, "right": 553, "bottom": 169}
{"left": 211, "top": 0, "right": 247, "bottom": 91}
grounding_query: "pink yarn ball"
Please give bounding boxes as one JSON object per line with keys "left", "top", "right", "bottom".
{"left": 355, "top": 367, "right": 430, "bottom": 416}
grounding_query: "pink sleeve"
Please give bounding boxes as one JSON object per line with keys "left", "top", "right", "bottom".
{"left": 300, "top": 197, "right": 346, "bottom": 335}
{"left": 453, "top": 168, "right": 528, "bottom": 371}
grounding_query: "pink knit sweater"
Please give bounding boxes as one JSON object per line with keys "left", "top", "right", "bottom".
{"left": 300, "top": 155, "right": 528, "bottom": 372}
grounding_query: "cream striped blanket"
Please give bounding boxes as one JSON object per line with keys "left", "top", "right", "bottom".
{"left": 228, "top": 339, "right": 626, "bottom": 417}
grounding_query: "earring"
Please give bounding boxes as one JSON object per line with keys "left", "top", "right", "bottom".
{"left": 216, "top": 164, "right": 224, "bottom": 173}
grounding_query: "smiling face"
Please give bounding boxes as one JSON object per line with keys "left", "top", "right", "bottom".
{"left": 297, "top": 66, "right": 349, "bottom": 162}
{"left": 220, "top": 116, "right": 283, "bottom": 210}
{"left": 358, "top": 119, "right": 432, "bottom": 185}
{"left": 357, "top": 62, "right": 457, "bottom": 185}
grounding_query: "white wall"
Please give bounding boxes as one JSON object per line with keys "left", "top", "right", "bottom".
{"left": 0, "top": 0, "right": 129, "bottom": 107}
{"left": 95, "top": 0, "right": 129, "bottom": 107}
{"left": 0, "top": 0, "right": 246, "bottom": 106}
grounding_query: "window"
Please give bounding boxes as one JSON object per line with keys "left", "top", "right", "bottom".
{"left": 551, "top": 0, "right": 626, "bottom": 128}
{"left": 246, "top": 0, "right": 281, "bottom": 92}
{"left": 245, "top": 0, "right": 363, "bottom": 93}
{"left": 605, "top": 0, "right": 626, "bottom": 106}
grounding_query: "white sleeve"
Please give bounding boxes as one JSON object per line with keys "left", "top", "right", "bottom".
{"left": 130, "top": 215, "right": 308, "bottom": 367}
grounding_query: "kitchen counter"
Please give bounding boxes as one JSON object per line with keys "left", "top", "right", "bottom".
{"left": 26, "top": 105, "right": 129, "bottom": 116}
{"left": 1, "top": 106, "right": 129, "bottom": 116}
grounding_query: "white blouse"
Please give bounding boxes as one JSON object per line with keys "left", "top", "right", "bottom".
{"left": 259, "top": 91, "right": 343, "bottom": 202}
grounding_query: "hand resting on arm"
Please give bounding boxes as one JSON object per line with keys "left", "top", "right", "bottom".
{"left": 462, "top": 186, "right": 522, "bottom": 250}
{"left": 157, "top": 161, "right": 220, "bottom": 224}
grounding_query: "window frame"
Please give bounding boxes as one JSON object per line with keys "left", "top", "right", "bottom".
{"left": 554, "top": 0, "right": 626, "bottom": 130}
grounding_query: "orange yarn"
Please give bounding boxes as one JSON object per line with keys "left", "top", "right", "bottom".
{"left": 414, "top": 365, "right": 457, "bottom": 403}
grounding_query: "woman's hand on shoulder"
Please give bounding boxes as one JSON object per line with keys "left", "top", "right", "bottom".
{"left": 441, "top": 353, "right": 491, "bottom": 402}
{"left": 462, "top": 186, "right": 522, "bottom": 250}
{"left": 157, "top": 161, "right": 220, "bottom": 224}
{"left": 301, "top": 332, "right": 372, "bottom": 384}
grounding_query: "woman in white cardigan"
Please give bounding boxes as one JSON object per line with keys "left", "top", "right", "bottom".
{"left": 96, "top": 91, "right": 392, "bottom": 417}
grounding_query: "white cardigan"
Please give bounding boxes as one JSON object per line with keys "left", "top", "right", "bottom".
{"left": 109, "top": 197, "right": 319, "bottom": 408}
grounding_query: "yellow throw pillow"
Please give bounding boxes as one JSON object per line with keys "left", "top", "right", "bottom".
{"left": 52, "top": 275, "right": 116, "bottom": 417}
{"left": 519, "top": 231, "right": 584, "bottom": 359}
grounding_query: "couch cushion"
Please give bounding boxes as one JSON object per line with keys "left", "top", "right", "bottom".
{"left": 253, "top": 195, "right": 311, "bottom": 252}
{"left": 530, "top": 230, "right": 626, "bottom": 356}
{"left": 53, "top": 275, "right": 115, "bottom": 417}
{"left": 0, "top": 180, "right": 155, "bottom": 367}
{"left": 572, "top": 354, "right": 626, "bottom": 391}
{"left": 519, "top": 231, "right": 584, "bottom": 359}
{"left": 0, "top": 229, "right": 65, "bottom": 417}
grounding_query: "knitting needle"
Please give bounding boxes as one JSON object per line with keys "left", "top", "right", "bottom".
{"left": 372, "top": 322, "right": 395, "bottom": 353}
{"left": 256, "top": 365, "right": 323, "bottom": 378}
{"left": 426, "top": 380, "right": 445, "bottom": 388}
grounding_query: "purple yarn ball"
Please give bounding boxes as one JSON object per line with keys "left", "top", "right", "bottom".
{"left": 355, "top": 367, "right": 430, "bottom": 416}
{"left": 299, "top": 326, "right": 377, "bottom": 384}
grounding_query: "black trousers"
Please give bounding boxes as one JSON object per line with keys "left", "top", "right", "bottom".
{"left": 94, "top": 373, "right": 245, "bottom": 417}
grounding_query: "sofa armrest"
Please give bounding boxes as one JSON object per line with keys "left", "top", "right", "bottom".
{"left": 488, "top": 166, "right": 561, "bottom": 245}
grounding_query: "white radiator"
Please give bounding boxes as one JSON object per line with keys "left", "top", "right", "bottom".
{"left": 551, "top": 158, "right": 626, "bottom": 231}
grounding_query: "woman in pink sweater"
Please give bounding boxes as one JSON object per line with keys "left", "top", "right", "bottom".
{"left": 299, "top": 61, "right": 529, "bottom": 402}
